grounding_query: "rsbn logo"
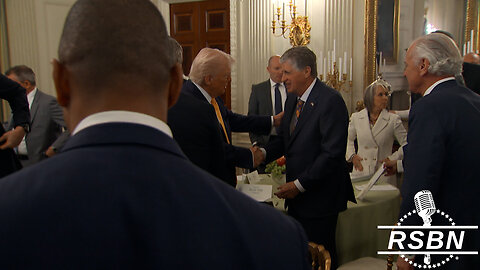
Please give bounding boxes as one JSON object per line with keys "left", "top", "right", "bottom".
{"left": 377, "top": 190, "right": 478, "bottom": 269}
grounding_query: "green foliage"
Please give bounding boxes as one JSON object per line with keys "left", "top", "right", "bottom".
{"left": 265, "top": 161, "right": 286, "bottom": 178}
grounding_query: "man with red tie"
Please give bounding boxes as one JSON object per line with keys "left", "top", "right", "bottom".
{"left": 256, "top": 46, "right": 355, "bottom": 269}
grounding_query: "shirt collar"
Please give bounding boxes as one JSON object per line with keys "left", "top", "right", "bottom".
{"left": 269, "top": 79, "right": 283, "bottom": 88}
{"left": 423, "top": 77, "right": 455, "bottom": 96}
{"left": 27, "top": 88, "right": 37, "bottom": 108}
{"left": 299, "top": 78, "right": 317, "bottom": 102}
{"left": 72, "top": 110, "right": 173, "bottom": 137}
{"left": 192, "top": 81, "right": 213, "bottom": 103}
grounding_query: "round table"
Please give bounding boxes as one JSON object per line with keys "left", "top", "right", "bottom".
{"left": 239, "top": 175, "right": 400, "bottom": 265}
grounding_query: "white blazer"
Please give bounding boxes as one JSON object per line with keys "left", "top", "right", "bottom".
{"left": 346, "top": 108, "right": 407, "bottom": 186}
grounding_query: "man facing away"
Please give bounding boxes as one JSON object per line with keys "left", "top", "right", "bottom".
{"left": 394, "top": 33, "right": 480, "bottom": 270}
{"left": 6, "top": 65, "right": 69, "bottom": 167}
{"left": 255, "top": 46, "right": 355, "bottom": 269}
{"left": 180, "top": 48, "right": 282, "bottom": 185}
{"left": 0, "top": 0, "right": 310, "bottom": 269}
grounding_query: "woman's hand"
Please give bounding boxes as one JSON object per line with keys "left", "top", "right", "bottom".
{"left": 352, "top": 154, "right": 364, "bottom": 171}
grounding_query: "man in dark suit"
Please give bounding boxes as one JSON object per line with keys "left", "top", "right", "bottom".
{"left": 6, "top": 65, "right": 69, "bottom": 166}
{"left": 255, "top": 46, "right": 355, "bottom": 269}
{"left": 248, "top": 55, "right": 286, "bottom": 147}
{"left": 179, "top": 48, "right": 282, "bottom": 185}
{"left": 462, "top": 52, "right": 480, "bottom": 95}
{"left": 395, "top": 33, "right": 480, "bottom": 270}
{"left": 167, "top": 37, "right": 228, "bottom": 183}
{"left": 0, "top": 74, "right": 30, "bottom": 177}
{"left": 0, "top": 1, "right": 310, "bottom": 268}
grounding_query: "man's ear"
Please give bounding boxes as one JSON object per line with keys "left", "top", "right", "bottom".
{"left": 304, "top": 66, "right": 312, "bottom": 78}
{"left": 52, "top": 59, "right": 70, "bottom": 107}
{"left": 419, "top": 58, "right": 430, "bottom": 76}
{"left": 167, "top": 63, "right": 183, "bottom": 109}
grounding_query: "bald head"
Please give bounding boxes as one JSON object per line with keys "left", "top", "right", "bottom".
{"left": 58, "top": 0, "right": 174, "bottom": 90}
{"left": 464, "top": 52, "right": 480, "bottom": 65}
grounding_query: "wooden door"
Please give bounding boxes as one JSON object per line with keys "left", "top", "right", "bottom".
{"left": 170, "top": 0, "right": 231, "bottom": 108}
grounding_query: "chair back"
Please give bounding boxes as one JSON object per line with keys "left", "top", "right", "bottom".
{"left": 308, "top": 242, "right": 319, "bottom": 270}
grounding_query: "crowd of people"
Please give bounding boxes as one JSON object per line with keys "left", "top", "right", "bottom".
{"left": 0, "top": 0, "right": 479, "bottom": 269}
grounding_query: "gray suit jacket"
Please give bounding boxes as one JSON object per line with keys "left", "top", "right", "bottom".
{"left": 9, "top": 90, "right": 69, "bottom": 166}
{"left": 248, "top": 80, "right": 273, "bottom": 146}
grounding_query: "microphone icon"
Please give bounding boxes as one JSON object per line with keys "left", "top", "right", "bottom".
{"left": 414, "top": 190, "right": 436, "bottom": 265}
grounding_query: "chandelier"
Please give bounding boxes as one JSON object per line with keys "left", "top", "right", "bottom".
{"left": 271, "top": 0, "right": 311, "bottom": 47}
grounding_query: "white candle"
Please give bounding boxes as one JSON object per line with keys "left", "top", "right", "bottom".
{"left": 323, "top": 58, "right": 327, "bottom": 80}
{"left": 464, "top": 44, "right": 467, "bottom": 56}
{"left": 471, "top": 30, "right": 474, "bottom": 52}
{"left": 333, "top": 40, "right": 336, "bottom": 62}
{"left": 383, "top": 59, "right": 386, "bottom": 72}
{"left": 282, "top": 3, "right": 285, "bottom": 21}
{"left": 328, "top": 51, "right": 331, "bottom": 73}
{"left": 350, "top": 58, "right": 353, "bottom": 81}
{"left": 379, "top": 51, "right": 383, "bottom": 73}
{"left": 339, "top": 57, "right": 342, "bottom": 76}
{"left": 305, "top": 0, "right": 307, "bottom": 16}
{"left": 273, "top": 3, "right": 275, "bottom": 18}
{"left": 343, "top": 52, "right": 347, "bottom": 74}
{"left": 468, "top": 41, "right": 471, "bottom": 54}
{"left": 319, "top": 51, "right": 323, "bottom": 74}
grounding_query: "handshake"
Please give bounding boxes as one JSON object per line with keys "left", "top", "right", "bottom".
{"left": 250, "top": 145, "right": 266, "bottom": 168}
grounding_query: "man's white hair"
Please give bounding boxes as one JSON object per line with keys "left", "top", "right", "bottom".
{"left": 189, "top": 48, "right": 234, "bottom": 85}
{"left": 410, "top": 33, "right": 463, "bottom": 76}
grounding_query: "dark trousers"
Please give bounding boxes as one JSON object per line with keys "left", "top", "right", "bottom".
{"left": 289, "top": 212, "right": 339, "bottom": 269}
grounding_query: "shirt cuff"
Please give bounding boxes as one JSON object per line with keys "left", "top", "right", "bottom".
{"left": 294, "top": 179, "right": 306, "bottom": 192}
{"left": 270, "top": 116, "right": 274, "bottom": 126}
{"left": 397, "top": 160, "right": 404, "bottom": 173}
{"left": 260, "top": 148, "right": 266, "bottom": 160}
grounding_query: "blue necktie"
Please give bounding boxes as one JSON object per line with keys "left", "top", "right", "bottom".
{"left": 274, "top": 83, "right": 283, "bottom": 115}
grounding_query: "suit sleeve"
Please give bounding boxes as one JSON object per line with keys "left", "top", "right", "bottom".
{"left": 0, "top": 74, "right": 30, "bottom": 129}
{"left": 48, "top": 96, "right": 70, "bottom": 150}
{"left": 223, "top": 143, "right": 253, "bottom": 169}
{"left": 387, "top": 114, "right": 407, "bottom": 161}
{"left": 345, "top": 114, "right": 357, "bottom": 161}
{"left": 400, "top": 102, "right": 446, "bottom": 217}
{"left": 300, "top": 94, "right": 349, "bottom": 190}
{"left": 248, "top": 86, "right": 264, "bottom": 144}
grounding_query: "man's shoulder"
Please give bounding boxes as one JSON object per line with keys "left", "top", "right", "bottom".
{"left": 252, "top": 80, "right": 270, "bottom": 91}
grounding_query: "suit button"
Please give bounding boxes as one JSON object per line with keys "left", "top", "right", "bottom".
{"left": 373, "top": 158, "right": 377, "bottom": 161}
{"left": 374, "top": 146, "right": 378, "bottom": 149}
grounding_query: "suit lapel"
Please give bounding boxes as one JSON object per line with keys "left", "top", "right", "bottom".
{"left": 371, "top": 109, "right": 389, "bottom": 138}
{"left": 357, "top": 109, "right": 378, "bottom": 147}
{"left": 29, "top": 90, "right": 41, "bottom": 123}
{"left": 287, "top": 82, "right": 321, "bottom": 145}
{"left": 263, "top": 81, "right": 273, "bottom": 116}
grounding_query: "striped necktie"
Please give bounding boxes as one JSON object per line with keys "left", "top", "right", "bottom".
{"left": 211, "top": 97, "right": 230, "bottom": 144}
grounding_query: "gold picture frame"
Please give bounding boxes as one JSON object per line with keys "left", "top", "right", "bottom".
{"left": 364, "top": 0, "right": 399, "bottom": 88}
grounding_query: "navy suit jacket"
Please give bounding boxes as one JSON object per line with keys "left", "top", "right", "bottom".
{"left": 182, "top": 80, "right": 271, "bottom": 181}
{"left": 168, "top": 92, "right": 230, "bottom": 185}
{"left": 0, "top": 122, "right": 310, "bottom": 269}
{"left": 265, "top": 79, "right": 355, "bottom": 218}
{"left": 400, "top": 80, "right": 480, "bottom": 269}
{"left": 0, "top": 74, "right": 30, "bottom": 177}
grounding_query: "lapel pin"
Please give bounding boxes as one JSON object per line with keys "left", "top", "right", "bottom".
{"left": 310, "top": 102, "right": 314, "bottom": 107}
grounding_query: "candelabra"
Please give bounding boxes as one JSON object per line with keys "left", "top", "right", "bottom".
{"left": 271, "top": 1, "right": 311, "bottom": 47}
{"left": 322, "top": 62, "right": 352, "bottom": 92}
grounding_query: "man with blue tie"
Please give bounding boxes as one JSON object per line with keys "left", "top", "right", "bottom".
{"left": 248, "top": 55, "right": 287, "bottom": 147}
{"left": 0, "top": 0, "right": 310, "bottom": 268}
{"left": 256, "top": 46, "right": 355, "bottom": 269}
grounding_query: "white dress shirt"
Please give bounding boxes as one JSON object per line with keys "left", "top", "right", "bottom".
{"left": 17, "top": 88, "right": 37, "bottom": 155}
{"left": 72, "top": 110, "right": 172, "bottom": 138}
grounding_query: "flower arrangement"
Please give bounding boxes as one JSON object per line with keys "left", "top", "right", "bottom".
{"left": 265, "top": 156, "right": 286, "bottom": 178}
